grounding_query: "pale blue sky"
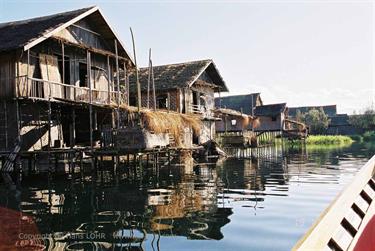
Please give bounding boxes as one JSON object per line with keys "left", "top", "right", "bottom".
{"left": 0, "top": 0, "right": 373, "bottom": 114}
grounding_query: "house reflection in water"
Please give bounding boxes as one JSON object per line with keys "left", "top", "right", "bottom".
{"left": 0, "top": 149, "right": 293, "bottom": 249}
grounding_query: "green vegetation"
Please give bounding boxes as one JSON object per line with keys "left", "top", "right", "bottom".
{"left": 305, "top": 135, "right": 353, "bottom": 145}
{"left": 363, "top": 131, "right": 375, "bottom": 142}
{"left": 296, "top": 108, "right": 330, "bottom": 135}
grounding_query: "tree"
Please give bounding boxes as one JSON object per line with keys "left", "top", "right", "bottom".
{"left": 298, "top": 108, "right": 330, "bottom": 135}
{"left": 349, "top": 107, "right": 375, "bottom": 131}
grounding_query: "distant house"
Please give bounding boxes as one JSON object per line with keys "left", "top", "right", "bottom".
{"left": 326, "top": 114, "right": 358, "bottom": 135}
{"left": 288, "top": 105, "right": 337, "bottom": 118}
{"left": 253, "top": 103, "right": 288, "bottom": 132}
{"left": 214, "top": 93, "right": 263, "bottom": 115}
{"left": 128, "top": 59, "right": 228, "bottom": 145}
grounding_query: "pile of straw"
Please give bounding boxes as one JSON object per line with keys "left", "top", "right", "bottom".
{"left": 126, "top": 108, "right": 201, "bottom": 146}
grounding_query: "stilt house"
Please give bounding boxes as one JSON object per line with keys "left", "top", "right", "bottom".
{"left": 0, "top": 6, "right": 134, "bottom": 152}
{"left": 128, "top": 59, "right": 228, "bottom": 146}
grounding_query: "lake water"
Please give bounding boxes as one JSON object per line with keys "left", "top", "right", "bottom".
{"left": 0, "top": 143, "right": 374, "bottom": 251}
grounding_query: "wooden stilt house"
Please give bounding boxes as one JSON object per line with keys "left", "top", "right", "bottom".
{"left": 0, "top": 6, "right": 134, "bottom": 153}
{"left": 128, "top": 59, "right": 229, "bottom": 147}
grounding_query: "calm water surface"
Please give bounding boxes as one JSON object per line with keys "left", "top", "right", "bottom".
{"left": 1, "top": 143, "right": 374, "bottom": 251}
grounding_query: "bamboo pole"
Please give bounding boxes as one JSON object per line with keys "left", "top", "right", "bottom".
{"left": 147, "top": 48, "right": 151, "bottom": 109}
{"left": 130, "top": 28, "right": 141, "bottom": 113}
{"left": 151, "top": 54, "right": 156, "bottom": 110}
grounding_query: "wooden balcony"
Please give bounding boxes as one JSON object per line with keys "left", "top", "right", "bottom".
{"left": 190, "top": 104, "right": 214, "bottom": 119}
{"left": 15, "top": 76, "right": 126, "bottom": 106}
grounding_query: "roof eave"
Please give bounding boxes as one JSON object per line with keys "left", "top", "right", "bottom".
{"left": 22, "top": 6, "right": 135, "bottom": 67}
{"left": 23, "top": 6, "right": 99, "bottom": 51}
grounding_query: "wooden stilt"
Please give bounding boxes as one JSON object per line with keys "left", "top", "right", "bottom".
{"left": 87, "top": 51, "right": 93, "bottom": 151}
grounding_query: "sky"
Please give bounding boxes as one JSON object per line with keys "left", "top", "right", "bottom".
{"left": 0, "top": 0, "right": 373, "bottom": 114}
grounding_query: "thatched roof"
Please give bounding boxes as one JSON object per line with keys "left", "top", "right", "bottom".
{"left": 0, "top": 6, "right": 134, "bottom": 64}
{"left": 288, "top": 105, "right": 337, "bottom": 117}
{"left": 214, "top": 93, "right": 263, "bottom": 115}
{"left": 254, "top": 103, "right": 287, "bottom": 117}
{"left": 128, "top": 59, "right": 228, "bottom": 93}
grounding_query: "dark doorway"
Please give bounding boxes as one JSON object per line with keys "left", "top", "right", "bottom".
{"left": 79, "top": 63, "right": 88, "bottom": 87}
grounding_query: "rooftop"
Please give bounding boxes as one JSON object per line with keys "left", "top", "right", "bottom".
{"left": 254, "top": 103, "right": 287, "bottom": 117}
{"left": 128, "top": 59, "right": 228, "bottom": 92}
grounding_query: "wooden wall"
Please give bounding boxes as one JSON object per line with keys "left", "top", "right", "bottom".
{"left": 215, "top": 115, "right": 248, "bottom": 133}
{"left": 255, "top": 113, "right": 285, "bottom": 132}
{"left": 0, "top": 52, "right": 16, "bottom": 99}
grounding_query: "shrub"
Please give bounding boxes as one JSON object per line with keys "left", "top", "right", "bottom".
{"left": 306, "top": 135, "right": 353, "bottom": 145}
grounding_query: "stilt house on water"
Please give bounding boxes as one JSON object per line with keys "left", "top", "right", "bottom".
{"left": 0, "top": 6, "right": 135, "bottom": 155}
{"left": 127, "top": 59, "right": 229, "bottom": 148}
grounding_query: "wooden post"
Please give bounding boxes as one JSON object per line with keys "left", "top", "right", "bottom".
{"left": 87, "top": 51, "right": 93, "bottom": 150}
{"left": 48, "top": 101, "right": 52, "bottom": 149}
{"left": 123, "top": 61, "right": 127, "bottom": 105}
{"left": 15, "top": 99, "right": 21, "bottom": 143}
{"left": 71, "top": 108, "right": 76, "bottom": 147}
{"left": 62, "top": 43, "right": 65, "bottom": 84}
{"left": 107, "top": 55, "right": 111, "bottom": 104}
{"left": 3, "top": 101, "right": 8, "bottom": 149}
{"left": 114, "top": 40, "right": 120, "bottom": 130}
{"left": 27, "top": 49, "right": 30, "bottom": 97}
{"left": 130, "top": 28, "right": 141, "bottom": 113}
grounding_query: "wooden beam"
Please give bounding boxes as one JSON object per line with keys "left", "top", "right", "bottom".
{"left": 51, "top": 37, "right": 130, "bottom": 63}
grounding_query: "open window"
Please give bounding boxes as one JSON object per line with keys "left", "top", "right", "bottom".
{"left": 157, "top": 94, "right": 168, "bottom": 109}
{"left": 271, "top": 116, "right": 277, "bottom": 121}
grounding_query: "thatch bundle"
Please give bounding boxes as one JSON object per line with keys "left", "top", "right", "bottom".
{"left": 125, "top": 108, "right": 201, "bottom": 146}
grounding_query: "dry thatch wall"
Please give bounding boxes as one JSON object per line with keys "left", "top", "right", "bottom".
{"left": 124, "top": 106, "right": 201, "bottom": 147}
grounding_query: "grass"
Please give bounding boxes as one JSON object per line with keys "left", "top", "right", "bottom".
{"left": 305, "top": 135, "right": 354, "bottom": 145}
